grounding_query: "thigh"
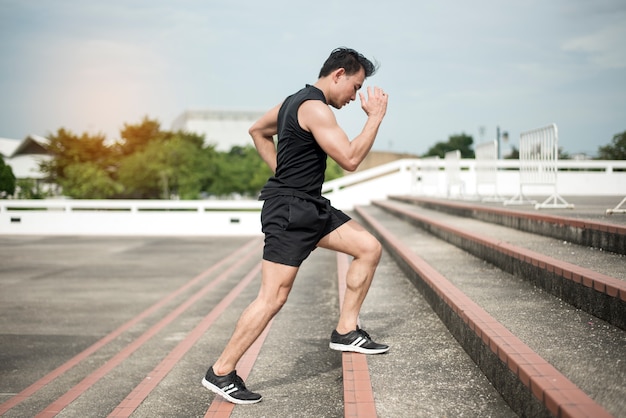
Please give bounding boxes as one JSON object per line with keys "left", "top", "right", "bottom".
{"left": 316, "top": 219, "right": 379, "bottom": 258}
{"left": 257, "top": 259, "right": 299, "bottom": 302}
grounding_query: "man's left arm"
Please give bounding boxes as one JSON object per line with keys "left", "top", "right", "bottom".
{"left": 249, "top": 103, "right": 281, "bottom": 173}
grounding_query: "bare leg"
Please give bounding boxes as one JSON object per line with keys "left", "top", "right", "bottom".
{"left": 212, "top": 260, "right": 299, "bottom": 375}
{"left": 317, "top": 220, "right": 382, "bottom": 334}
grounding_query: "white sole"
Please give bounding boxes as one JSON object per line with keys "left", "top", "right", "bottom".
{"left": 329, "top": 342, "right": 390, "bottom": 355}
{"left": 201, "top": 378, "right": 262, "bottom": 405}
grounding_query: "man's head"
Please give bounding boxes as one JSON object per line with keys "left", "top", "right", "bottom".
{"left": 317, "top": 47, "right": 378, "bottom": 109}
{"left": 318, "top": 47, "right": 377, "bottom": 79}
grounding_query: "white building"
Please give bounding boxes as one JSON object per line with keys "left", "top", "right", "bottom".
{"left": 0, "top": 135, "right": 50, "bottom": 179}
{"left": 171, "top": 109, "right": 265, "bottom": 152}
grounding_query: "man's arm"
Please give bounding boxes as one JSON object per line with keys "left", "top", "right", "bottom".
{"left": 249, "top": 103, "right": 282, "bottom": 173}
{"left": 299, "top": 86, "right": 387, "bottom": 172}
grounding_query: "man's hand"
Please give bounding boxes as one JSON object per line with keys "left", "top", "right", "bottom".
{"left": 359, "top": 86, "right": 388, "bottom": 121}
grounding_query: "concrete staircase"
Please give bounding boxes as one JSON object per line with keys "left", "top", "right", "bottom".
{"left": 353, "top": 196, "right": 625, "bottom": 417}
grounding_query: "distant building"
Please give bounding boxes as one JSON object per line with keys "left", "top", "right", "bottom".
{"left": 171, "top": 109, "right": 265, "bottom": 152}
{"left": 0, "top": 135, "right": 50, "bottom": 180}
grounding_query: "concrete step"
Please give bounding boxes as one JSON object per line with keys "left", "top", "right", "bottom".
{"left": 354, "top": 203, "right": 624, "bottom": 417}
{"left": 373, "top": 199, "right": 626, "bottom": 331}
{"left": 390, "top": 195, "right": 626, "bottom": 255}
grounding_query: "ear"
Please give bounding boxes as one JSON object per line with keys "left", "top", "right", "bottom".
{"left": 332, "top": 68, "right": 346, "bottom": 83}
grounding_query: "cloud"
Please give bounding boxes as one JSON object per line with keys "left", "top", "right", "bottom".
{"left": 562, "top": 22, "right": 626, "bottom": 69}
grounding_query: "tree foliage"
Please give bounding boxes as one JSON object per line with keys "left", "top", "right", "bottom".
{"left": 39, "top": 116, "right": 345, "bottom": 199}
{"left": 423, "top": 133, "right": 475, "bottom": 158}
{"left": 207, "top": 146, "right": 271, "bottom": 197}
{"left": 324, "top": 158, "right": 344, "bottom": 181}
{"left": 61, "top": 162, "right": 122, "bottom": 199}
{"left": 15, "top": 178, "right": 46, "bottom": 199}
{"left": 597, "top": 131, "right": 626, "bottom": 160}
{"left": 117, "top": 128, "right": 215, "bottom": 199}
{"left": 40, "top": 128, "right": 115, "bottom": 194}
{"left": 117, "top": 117, "right": 163, "bottom": 157}
{"left": 0, "top": 155, "right": 16, "bottom": 198}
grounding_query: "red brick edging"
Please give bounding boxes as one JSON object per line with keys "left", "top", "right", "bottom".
{"left": 336, "top": 253, "right": 378, "bottom": 418}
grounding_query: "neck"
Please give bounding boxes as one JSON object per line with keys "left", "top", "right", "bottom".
{"left": 313, "top": 77, "right": 332, "bottom": 104}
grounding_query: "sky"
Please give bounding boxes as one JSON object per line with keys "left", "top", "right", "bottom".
{"left": 1, "top": 0, "right": 625, "bottom": 157}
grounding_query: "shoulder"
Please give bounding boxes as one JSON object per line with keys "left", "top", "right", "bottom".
{"left": 298, "top": 99, "right": 336, "bottom": 132}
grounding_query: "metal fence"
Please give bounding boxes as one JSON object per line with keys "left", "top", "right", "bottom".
{"left": 504, "top": 124, "right": 574, "bottom": 209}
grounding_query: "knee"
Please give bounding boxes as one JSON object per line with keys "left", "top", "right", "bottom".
{"left": 358, "top": 235, "right": 382, "bottom": 263}
{"left": 258, "top": 289, "right": 290, "bottom": 316}
{"left": 272, "top": 292, "right": 289, "bottom": 313}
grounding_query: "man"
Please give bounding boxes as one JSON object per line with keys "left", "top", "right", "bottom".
{"left": 202, "top": 47, "right": 389, "bottom": 404}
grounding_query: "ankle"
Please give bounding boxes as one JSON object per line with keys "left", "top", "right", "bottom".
{"left": 335, "top": 327, "right": 355, "bottom": 335}
{"left": 212, "top": 364, "right": 233, "bottom": 377}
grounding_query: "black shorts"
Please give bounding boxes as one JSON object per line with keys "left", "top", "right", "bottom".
{"left": 260, "top": 194, "right": 351, "bottom": 267}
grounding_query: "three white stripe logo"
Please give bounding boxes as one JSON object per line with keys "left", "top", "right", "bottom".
{"left": 351, "top": 336, "right": 367, "bottom": 347}
{"left": 223, "top": 383, "right": 238, "bottom": 395}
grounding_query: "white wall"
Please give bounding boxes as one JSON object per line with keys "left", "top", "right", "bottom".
{"left": 0, "top": 200, "right": 263, "bottom": 236}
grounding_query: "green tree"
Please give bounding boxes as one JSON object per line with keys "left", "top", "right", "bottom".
{"left": 117, "top": 131, "right": 216, "bottom": 199}
{"left": 60, "top": 162, "right": 123, "bottom": 198}
{"left": 40, "top": 128, "right": 118, "bottom": 197}
{"left": 208, "top": 145, "right": 272, "bottom": 197}
{"left": 325, "top": 158, "right": 344, "bottom": 181}
{"left": 116, "top": 146, "right": 162, "bottom": 198}
{"left": 117, "top": 116, "right": 163, "bottom": 156}
{"left": 597, "top": 131, "right": 626, "bottom": 160}
{"left": 16, "top": 178, "right": 47, "bottom": 199}
{"left": 423, "top": 133, "right": 475, "bottom": 158}
{"left": 160, "top": 134, "right": 216, "bottom": 199}
{"left": 0, "top": 155, "right": 16, "bottom": 198}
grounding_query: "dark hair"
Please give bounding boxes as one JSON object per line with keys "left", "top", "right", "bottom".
{"left": 318, "top": 47, "right": 378, "bottom": 79}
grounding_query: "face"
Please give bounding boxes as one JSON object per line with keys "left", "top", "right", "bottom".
{"left": 330, "top": 67, "right": 365, "bottom": 109}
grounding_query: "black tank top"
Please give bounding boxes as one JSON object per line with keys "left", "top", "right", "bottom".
{"left": 259, "top": 85, "right": 328, "bottom": 198}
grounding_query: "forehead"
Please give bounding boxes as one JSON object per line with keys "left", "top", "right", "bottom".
{"left": 346, "top": 67, "right": 366, "bottom": 86}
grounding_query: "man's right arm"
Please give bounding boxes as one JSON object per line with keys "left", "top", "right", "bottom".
{"left": 249, "top": 103, "right": 282, "bottom": 174}
{"left": 299, "top": 86, "right": 387, "bottom": 172}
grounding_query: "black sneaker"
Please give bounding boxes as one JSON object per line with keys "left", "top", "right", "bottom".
{"left": 202, "top": 367, "right": 262, "bottom": 405}
{"left": 329, "top": 327, "right": 389, "bottom": 354}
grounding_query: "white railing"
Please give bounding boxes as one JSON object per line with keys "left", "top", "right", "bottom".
{"left": 606, "top": 197, "right": 626, "bottom": 215}
{"left": 475, "top": 140, "right": 504, "bottom": 201}
{"left": 417, "top": 156, "right": 440, "bottom": 196}
{"left": 2, "top": 158, "right": 626, "bottom": 236}
{"left": 504, "top": 124, "right": 574, "bottom": 209}
{"left": 445, "top": 150, "right": 464, "bottom": 198}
